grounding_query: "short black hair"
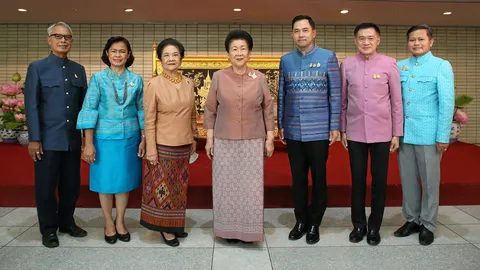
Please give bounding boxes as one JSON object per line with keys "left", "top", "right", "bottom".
{"left": 292, "top": 15, "right": 315, "bottom": 30}
{"left": 157, "top": 38, "right": 185, "bottom": 60}
{"left": 101, "top": 36, "right": 134, "bottom": 68}
{"left": 224, "top": 30, "right": 253, "bottom": 52}
{"left": 407, "top": 24, "right": 433, "bottom": 40}
{"left": 354, "top": 23, "right": 381, "bottom": 36}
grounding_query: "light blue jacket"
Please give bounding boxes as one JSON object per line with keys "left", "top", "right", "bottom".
{"left": 397, "top": 52, "right": 454, "bottom": 145}
{"left": 77, "top": 68, "right": 144, "bottom": 139}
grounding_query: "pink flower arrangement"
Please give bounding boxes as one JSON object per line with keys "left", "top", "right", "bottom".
{"left": 0, "top": 98, "right": 26, "bottom": 130}
{"left": 0, "top": 84, "right": 23, "bottom": 97}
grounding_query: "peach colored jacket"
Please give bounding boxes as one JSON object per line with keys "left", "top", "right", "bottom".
{"left": 204, "top": 67, "right": 274, "bottom": 139}
{"left": 144, "top": 75, "right": 198, "bottom": 158}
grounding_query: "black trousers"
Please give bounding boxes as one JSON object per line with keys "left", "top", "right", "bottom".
{"left": 286, "top": 139, "right": 329, "bottom": 226}
{"left": 34, "top": 150, "right": 81, "bottom": 235}
{"left": 348, "top": 141, "right": 390, "bottom": 231}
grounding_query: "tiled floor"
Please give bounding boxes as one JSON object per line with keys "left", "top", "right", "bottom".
{"left": 0, "top": 206, "right": 479, "bottom": 270}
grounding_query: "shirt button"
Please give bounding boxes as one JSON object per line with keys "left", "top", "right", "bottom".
{"left": 407, "top": 102, "right": 411, "bottom": 105}
{"left": 238, "top": 85, "right": 241, "bottom": 88}
{"left": 415, "top": 62, "right": 419, "bottom": 66}
{"left": 237, "top": 106, "right": 240, "bottom": 110}
{"left": 409, "top": 88, "right": 413, "bottom": 91}
{"left": 365, "top": 72, "right": 368, "bottom": 75}
{"left": 67, "top": 120, "right": 70, "bottom": 123}
{"left": 365, "top": 85, "right": 368, "bottom": 88}
{"left": 67, "top": 106, "right": 70, "bottom": 108}
{"left": 65, "top": 78, "right": 68, "bottom": 81}
{"left": 405, "top": 116, "right": 409, "bottom": 119}
{"left": 62, "top": 66, "right": 65, "bottom": 69}
{"left": 237, "top": 119, "right": 240, "bottom": 123}
{"left": 66, "top": 92, "right": 69, "bottom": 95}
{"left": 237, "top": 94, "right": 241, "bottom": 97}
{"left": 412, "top": 74, "right": 415, "bottom": 78}
{"left": 365, "top": 98, "right": 368, "bottom": 101}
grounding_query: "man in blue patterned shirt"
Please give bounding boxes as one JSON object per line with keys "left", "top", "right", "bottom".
{"left": 393, "top": 24, "right": 455, "bottom": 246}
{"left": 277, "top": 15, "right": 341, "bottom": 245}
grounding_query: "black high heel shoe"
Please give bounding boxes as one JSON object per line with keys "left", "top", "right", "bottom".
{"left": 114, "top": 219, "right": 131, "bottom": 242}
{"left": 161, "top": 232, "right": 179, "bottom": 247}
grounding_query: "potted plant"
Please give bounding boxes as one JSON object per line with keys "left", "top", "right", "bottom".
{"left": 450, "top": 94, "right": 474, "bottom": 143}
{"left": 0, "top": 73, "right": 24, "bottom": 144}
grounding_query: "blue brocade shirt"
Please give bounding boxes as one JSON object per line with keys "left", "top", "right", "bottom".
{"left": 76, "top": 68, "right": 144, "bottom": 139}
{"left": 277, "top": 46, "right": 342, "bottom": 142}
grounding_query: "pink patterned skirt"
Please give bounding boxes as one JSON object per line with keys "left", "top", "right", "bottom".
{"left": 212, "top": 138, "right": 265, "bottom": 242}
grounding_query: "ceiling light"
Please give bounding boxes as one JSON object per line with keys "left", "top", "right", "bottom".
{"left": 18, "top": 8, "right": 27, "bottom": 12}
{"left": 340, "top": 10, "right": 349, "bottom": 14}
{"left": 443, "top": 11, "right": 452, "bottom": 15}
{"left": 125, "top": 8, "right": 133, "bottom": 12}
{"left": 234, "top": 8, "right": 241, "bottom": 12}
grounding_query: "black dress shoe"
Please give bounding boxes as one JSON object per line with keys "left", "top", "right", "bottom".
{"left": 161, "top": 232, "right": 179, "bottom": 247}
{"left": 394, "top": 221, "right": 421, "bottom": 237}
{"left": 419, "top": 225, "right": 434, "bottom": 246}
{"left": 349, "top": 227, "right": 367, "bottom": 243}
{"left": 306, "top": 225, "right": 320, "bottom": 244}
{"left": 288, "top": 222, "right": 307, "bottom": 240}
{"left": 104, "top": 230, "right": 118, "bottom": 244}
{"left": 366, "top": 229, "right": 381, "bottom": 246}
{"left": 59, "top": 225, "right": 87, "bottom": 238}
{"left": 42, "top": 233, "right": 59, "bottom": 248}
{"left": 175, "top": 232, "right": 188, "bottom": 238}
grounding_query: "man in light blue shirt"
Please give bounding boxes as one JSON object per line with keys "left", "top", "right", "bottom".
{"left": 394, "top": 24, "right": 455, "bottom": 246}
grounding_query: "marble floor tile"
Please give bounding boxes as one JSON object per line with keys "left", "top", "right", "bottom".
{"left": 437, "top": 206, "right": 480, "bottom": 225}
{"left": 269, "top": 244, "right": 480, "bottom": 270}
{"left": 0, "top": 246, "right": 213, "bottom": 270}
{"left": 456, "top": 205, "right": 480, "bottom": 221}
{"left": 446, "top": 224, "right": 480, "bottom": 244}
{"left": 0, "top": 227, "right": 29, "bottom": 246}
{"left": 0, "top": 208, "right": 38, "bottom": 227}
{"left": 213, "top": 248, "right": 272, "bottom": 270}
{"left": 0, "top": 207, "right": 15, "bottom": 218}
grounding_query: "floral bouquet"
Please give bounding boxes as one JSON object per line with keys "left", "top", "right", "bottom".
{"left": 0, "top": 99, "right": 26, "bottom": 130}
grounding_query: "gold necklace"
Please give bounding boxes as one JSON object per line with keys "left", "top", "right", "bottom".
{"left": 161, "top": 72, "right": 182, "bottom": 84}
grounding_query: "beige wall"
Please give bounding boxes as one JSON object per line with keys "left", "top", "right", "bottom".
{"left": 0, "top": 23, "right": 478, "bottom": 144}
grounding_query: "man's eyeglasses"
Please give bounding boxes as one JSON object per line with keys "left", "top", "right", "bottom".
{"left": 49, "top": 34, "right": 73, "bottom": 41}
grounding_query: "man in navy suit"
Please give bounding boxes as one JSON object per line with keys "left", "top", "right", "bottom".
{"left": 24, "top": 22, "right": 88, "bottom": 248}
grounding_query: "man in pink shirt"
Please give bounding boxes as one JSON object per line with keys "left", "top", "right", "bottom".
{"left": 340, "top": 23, "right": 403, "bottom": 246}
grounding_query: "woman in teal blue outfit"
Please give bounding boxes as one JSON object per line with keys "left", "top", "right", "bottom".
{"left": 77, "top": 36, "right": 145, "bottom": 244}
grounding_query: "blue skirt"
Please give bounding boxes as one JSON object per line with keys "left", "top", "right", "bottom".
{"left": 89, "top": 135, "right": 142, "bottom": 194}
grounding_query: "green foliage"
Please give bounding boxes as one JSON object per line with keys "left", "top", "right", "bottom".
{"left": 455, "top": 94, "right": 474, "bottom": 108}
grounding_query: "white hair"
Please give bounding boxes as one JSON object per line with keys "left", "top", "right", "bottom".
{"left": 47, "top": 22, "right": 73, "bottom": 36}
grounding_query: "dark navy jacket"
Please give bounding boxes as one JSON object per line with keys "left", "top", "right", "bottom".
{"left": 24, "top": 53, "right": 87, "bottom": 151}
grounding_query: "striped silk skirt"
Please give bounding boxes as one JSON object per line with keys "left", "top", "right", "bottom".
{"left": 212, "top": 138, "right": 265, "bottom": 242}
{"left": 140, "top": 144, "right": 191, "bottom": 233}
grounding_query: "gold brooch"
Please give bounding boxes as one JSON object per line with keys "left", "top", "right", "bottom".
{"left": 373, "top": 74, "right": 381, "bottom": 79}
{"left": 248, "top": 72, "right": 257, "bottom": 79}
{"left": 401, "top": 66, "right": 409, "bottom": 71}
